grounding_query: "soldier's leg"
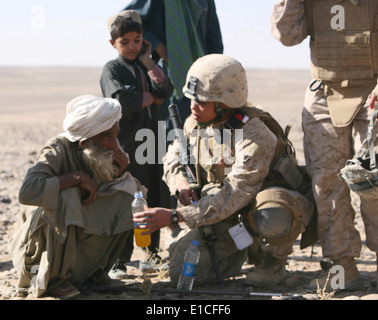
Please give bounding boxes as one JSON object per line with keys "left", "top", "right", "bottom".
{"left": 303, "top": 85, "right": 362, "bottom": 289}
{"left": 353, "top": 106, "right": 378, "bottom": 289}
{"left": 360, "top": 197, "right": 378, "bottom": 291}
{"left": 245, "top": 240, "right": 291, "bottom": 287}
{"left": 245, "top": 188, "right": 314, "bottom": 287}
{"left": 169, "top": 223, "right": 246, "bottom": 286}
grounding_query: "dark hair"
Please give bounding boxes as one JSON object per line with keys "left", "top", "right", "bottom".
{"left": 110, "top": 17, "right": 142, "bottom": 41}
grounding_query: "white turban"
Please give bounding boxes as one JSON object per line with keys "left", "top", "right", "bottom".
{"left": 63, "top": 95, "right": 122, "bottom": 142}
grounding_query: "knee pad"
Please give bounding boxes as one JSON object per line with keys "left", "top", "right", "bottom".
{"left": 253, "top": 206, "right": 292, "bottom": 240}
{"left": 248, "top": 187, "right": 314, "bottom": 245}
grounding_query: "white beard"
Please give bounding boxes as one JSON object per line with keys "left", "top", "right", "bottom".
{"left": 81, "top": 141, "right": 118, "bottom": 185}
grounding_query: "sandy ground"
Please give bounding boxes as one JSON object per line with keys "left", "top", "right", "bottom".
{"left": 0, "top": 67, "right": 377, "bottom": 301}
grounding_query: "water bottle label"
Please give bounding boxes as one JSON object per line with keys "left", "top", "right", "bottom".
{"left": 181, "top": 262, "right": 196, "bottom": 277}
{"left": 134, "top": 222, "right": 147, "bottom": 226}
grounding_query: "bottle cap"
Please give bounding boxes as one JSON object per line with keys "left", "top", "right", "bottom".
{"left": 134, "top": 191, "right": 143, "bottom": 198}
{"left": 192, "top": 240, "right": 200, "bottom": 246}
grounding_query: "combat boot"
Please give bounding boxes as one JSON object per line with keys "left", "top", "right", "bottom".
{"left": 245, "top": 255, "right": 287, "bottom": 287}
{"left": 307, "top": 256, "right": 363, "bottom": 291}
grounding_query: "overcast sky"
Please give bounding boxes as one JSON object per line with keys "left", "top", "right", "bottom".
{"left": 0, "top": 0, "right": 311, "bottom": 69}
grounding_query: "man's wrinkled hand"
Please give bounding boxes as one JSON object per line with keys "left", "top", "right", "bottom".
{"left": 77, "top": 172, "right": 98, "bottom": 205}
{"left": 59, "top": 171, "right": 98, "bottom": 205}
{"left": 113, "top": 148, "right": 129, "bottom": 176}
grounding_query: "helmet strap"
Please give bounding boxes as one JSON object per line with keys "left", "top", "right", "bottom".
{"left": 196, "top": 103, "right": 230, "bottom": 128}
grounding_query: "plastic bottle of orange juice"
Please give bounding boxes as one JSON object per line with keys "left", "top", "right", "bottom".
{"left": 131, "top": 191, "right": 151, "bottom": 247}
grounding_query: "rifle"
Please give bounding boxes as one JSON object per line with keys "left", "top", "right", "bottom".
{"left": 79, "top": 283, "right": 303, "bottom": 299}
{"left": 199, "top": 225, "right": 223, "bottom": 285}
{"left": 168, "top": 104, "right": 223, "bottom": 285}
{"left": 168, "top": 104, "right": 198, "bottom": 188}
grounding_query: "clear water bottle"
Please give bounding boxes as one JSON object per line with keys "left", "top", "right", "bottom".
{"left": 131, "top": 191, "right": 151, "bottom": 247}
{"left": 177, "top": 240, "right": 200, "bottom": 290}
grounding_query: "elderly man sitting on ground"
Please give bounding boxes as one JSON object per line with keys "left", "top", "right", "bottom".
{"left": 9, "top": 95, "right": 146, "bottom": 299}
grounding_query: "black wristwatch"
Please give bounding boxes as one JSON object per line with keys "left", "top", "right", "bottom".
{"left": 171, "top": 208, "right": 179, "bottom": 225}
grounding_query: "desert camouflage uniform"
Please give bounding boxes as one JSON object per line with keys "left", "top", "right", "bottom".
{"left": 303, "top": 87, "right": 378, "bottom": 257}
{"left": 163, "top": 107, "right": 285, "bottom": 285}
{"left": 271, "top": 0, "right": 378, "bottom": 262}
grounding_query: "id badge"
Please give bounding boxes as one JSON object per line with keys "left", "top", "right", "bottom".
{"left": 228, "top": 222, "right": 253, "bottom": 251}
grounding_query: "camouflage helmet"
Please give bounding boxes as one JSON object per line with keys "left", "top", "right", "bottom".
{"left": 183, "top": 54, "right": 248, "bottom": 108}
{"left": 339, "top": 156, "right": 378, "bottom": 200}
{"left": 339, "top": 109, "right": 378, "bottom": 199}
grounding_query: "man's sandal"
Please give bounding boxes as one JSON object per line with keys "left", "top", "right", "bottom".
{"left": 49, "top": 280, "right": 81, "bottom": 299}
{"left": 86, "top": 269, "right": 114, "bottom": 286}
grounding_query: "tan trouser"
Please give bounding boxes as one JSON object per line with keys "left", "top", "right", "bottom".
{"left": 169, "top": 221, "right": 247, "bottom": 286}
{"left": 11, "top": 221, "right": 130, "bottom": 297}
{"left": 169, "top": 217, "right": 298, "bottom": 286}
{"left": 302, "top": 82, "right": 378, "bottom": 259}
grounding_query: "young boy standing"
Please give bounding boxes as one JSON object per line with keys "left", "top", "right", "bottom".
{"left": 100, "top": 10, "right": 174, "bottom": 278}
